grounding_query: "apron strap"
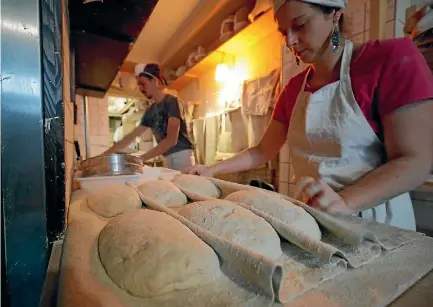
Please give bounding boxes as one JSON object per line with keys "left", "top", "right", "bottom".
{"left": 339, "top": 40, "right": 354, "bottom": 78}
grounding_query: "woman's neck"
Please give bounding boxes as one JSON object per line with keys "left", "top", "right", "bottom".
{"left": 311, "top": 42, "right": 345, "bottom": 82}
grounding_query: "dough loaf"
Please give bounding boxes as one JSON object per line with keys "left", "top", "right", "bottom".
{"left": 177, "top": 200, "right": 282, "bottom": 260}
{"left": 172, "top": 174, "right": 221, "bottom": 199}
{"left": 87, "top": 184, "right": 141, "bottom": 218}
{"left": 137, "top": 180, "right": 187, "bottom": 207}
{"left": 225, "top": 190, "right": 322, "bottom": 240}
{"left": 98, "top": 210, "right": 221, "bottom": 298}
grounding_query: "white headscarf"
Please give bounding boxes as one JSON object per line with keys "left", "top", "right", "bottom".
{"left": 272, "top": 0, "right": 347, "bottom": 14}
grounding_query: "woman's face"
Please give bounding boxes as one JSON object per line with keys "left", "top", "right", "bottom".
{"left": 276, "top": 1, "right": 337, "bottom": 64}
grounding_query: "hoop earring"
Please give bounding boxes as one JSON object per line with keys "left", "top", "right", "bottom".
{"left": 331, "top": 23, "right": 340, "bottom": 52}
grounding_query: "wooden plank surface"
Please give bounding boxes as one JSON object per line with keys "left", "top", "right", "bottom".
{"left": 390, "top": 270, "right": 433, "bottom": 307}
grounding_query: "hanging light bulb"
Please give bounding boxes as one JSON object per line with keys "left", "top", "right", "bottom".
{"left": 215, "top": 63, "right": 229, "bottom": 82}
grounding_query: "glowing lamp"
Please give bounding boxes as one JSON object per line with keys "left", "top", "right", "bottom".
{"left": 215, "top": 64, "right": 230, "bottom": 82}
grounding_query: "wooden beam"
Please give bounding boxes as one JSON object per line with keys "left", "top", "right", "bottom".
{"left": 119, "top": 60, "right": 137, "bottom": 74}
{"left": 369, "top": 0, "right": 387, "bottom": 40}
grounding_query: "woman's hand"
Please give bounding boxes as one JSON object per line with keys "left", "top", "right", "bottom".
{"left": 185, "top": 165, "right": 216, "bottom": 177}
{"left": 294, "top": 177, "right": 354, "bottom": 215}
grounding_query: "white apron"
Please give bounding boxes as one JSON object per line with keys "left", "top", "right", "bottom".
{"left": 287, "top": 40, "right": 416, "bottom": 231}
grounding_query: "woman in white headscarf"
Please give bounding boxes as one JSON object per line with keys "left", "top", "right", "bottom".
{"left": 188, "top": 0, "right": 433, "bottom": 230}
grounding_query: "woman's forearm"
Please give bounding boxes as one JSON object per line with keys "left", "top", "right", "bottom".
{"left": 210, "top": 146, "right": 268, "bottom": 176}
{"left": 204, "top": 119, "right": 288, "bottom": 176}
{"left": 339, "top": 156, "right": 431, "bottom": 212}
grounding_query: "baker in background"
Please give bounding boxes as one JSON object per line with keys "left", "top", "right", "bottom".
{"left": 404, "top": 0, "right": 433, "bottom": 38}
{"left": 104, "top": 63, "right": 195, "bottom": 172}
{"left": 188, "top": 0, "right": 433, "bottom": 230}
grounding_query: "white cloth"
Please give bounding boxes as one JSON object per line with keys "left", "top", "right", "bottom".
{"left": 163, "top": 150, "right": 195, "bottom": 173}
{"left": 272, "top": 0, "right": 347, "bottom": 14}
{"left": 286, "top": 40, "right": 416, "bottom": 231}
{"left": 241, "top": 69, "right": 280, "bottom": 115}
{"left": 113, "top": 126, "right": 124, "bottom": 143}
{"left": 135, "top": 64, "right": 146, "bottom": 77}
{"left": 193, "top": 118, "right": 206, "bottom": 164}
{"left": 247, "top": 113, "right": 272, "bottom": 148}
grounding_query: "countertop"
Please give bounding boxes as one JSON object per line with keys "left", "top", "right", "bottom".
{"left": 391, "top": 271, "right": 433, "bottom": 307}
{"left": 46, "top": 189, "right": 433, "bottom": 307}
{"left": 41, "top": 239, "right": 433, "bottom": 307}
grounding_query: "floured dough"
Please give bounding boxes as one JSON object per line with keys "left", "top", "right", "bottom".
{"left": 172, "top": 174, "right": 221, "bottom": 199}
{"left": 225, "top": 190, "right": 322, "bottom": 240}
{"left": 177, "top": 200, "right": 282, "bottom": 260}
{"left": 137, "top": 180, "right": 187, "bottom": 207}
{"left": 87, "top": 184, "right": 141, "bottom": 218}
{"left": 98, "top": 210, "right": 221, "bottom": 298}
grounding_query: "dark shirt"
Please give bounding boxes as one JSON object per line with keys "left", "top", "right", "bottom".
{"left": 140, "top": 94, "right": 193, "bottom": 156}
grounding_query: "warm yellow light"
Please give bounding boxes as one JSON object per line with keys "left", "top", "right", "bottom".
{"left": 232, "top": 61, "right": 249, "bottom": 81}
{"left": 215, "top": 64, "right": 230, "bottom": 82}
{"left": 216, "top": 60, "right": 250, "bottom": 108}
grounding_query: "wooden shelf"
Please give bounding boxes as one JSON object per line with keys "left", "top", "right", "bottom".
{"left": 167, "top": 10, "right": 277, "bottom": 91}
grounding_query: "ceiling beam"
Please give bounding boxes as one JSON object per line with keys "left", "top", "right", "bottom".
{"left": 72, "top": 26, "right": 134, "bottom": 44}
{"left": 119, "top": 61, "right": 137, "bottom": 74}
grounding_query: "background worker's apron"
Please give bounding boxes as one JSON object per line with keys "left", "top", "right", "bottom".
{"left": 163, "top": 149, "right": 195, "bottom": 173}
{"left": 287, "top": 40, "right": 416, "bottom": 231}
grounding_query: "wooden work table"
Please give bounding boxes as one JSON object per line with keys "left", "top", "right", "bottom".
{"left": 40, "top": 239, "right": 433, "bottom": 307}
{"left": 391, "top": 271, "right": 433, "bottom": 307}
{"left": 41, "top": 190, "right": 433, "bottom": 306}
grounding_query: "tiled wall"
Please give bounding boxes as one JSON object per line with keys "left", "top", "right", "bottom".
{"left": 74, "top": 95, "right": 110, "bottom": 159}
{"left": 346, "top": 0, "right": 397, "bottom": 44}
{"left": 278, "top": 142, "right": 295, "bottom": 197}
{"left": 87, "top": 96, "right": 110, "bottom": 156}
{"left": 278, "top": 40, "right": 306, "bottom": 197}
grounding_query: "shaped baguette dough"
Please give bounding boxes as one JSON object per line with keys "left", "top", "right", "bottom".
{"left": 137, "top": 180, "right": 187, "bottom": 207}
{"left": 87, "top": 184, "right": 141, "bottom": 218}
{"left": 98, "top": 210, "right": 221, "bottom": 298}
{"left": 172, "top": 174, "right": 221, "bottom": 199}
{"left": 177, "top": 200, "right": 282, "bottom": 260}
{"left": 225, "top": 190, "right": 322, "bottom": 240}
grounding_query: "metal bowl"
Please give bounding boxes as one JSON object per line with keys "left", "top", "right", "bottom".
{"left": 79, "top": 153, "right": 143, "bottom": 177}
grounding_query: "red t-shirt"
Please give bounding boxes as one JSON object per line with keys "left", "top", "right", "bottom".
{"left": 273, "top": 38, "right": 433, "bottom": 135}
